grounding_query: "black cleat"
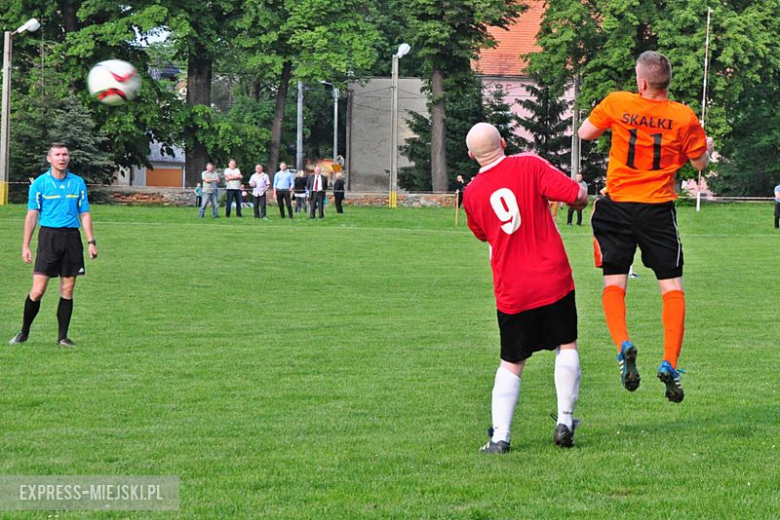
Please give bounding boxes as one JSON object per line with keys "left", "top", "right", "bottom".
{"left": 9, "top": 332, "right": 28, "bottom": 345}
{"left": 479, "top": 427, "right": 510, "bottom": 454}
{"left": 553, "top": 424, "right": 575, "bottom": 448}
{"left": 550, "top": 414, "right": 581, "bottom": 448}
{"left": 657, "top": 361, "right": 685, "bottom": 403}
{"left": 58, "top": 338, "right": 76, "bottom": 348}
{"left": 618, "top": 341, "right": 641, "bottom": 391}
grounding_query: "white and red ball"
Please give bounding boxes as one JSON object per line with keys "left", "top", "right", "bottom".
{"left": 87, "top": 60, "right": 140, "bottom": 106}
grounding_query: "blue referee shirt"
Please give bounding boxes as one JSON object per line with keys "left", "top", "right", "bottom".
{"left": 273, "top": 170, "right": 295, "bottom": 190}
{"left": 28, "top": 170, "right": 90, "bottom": 228}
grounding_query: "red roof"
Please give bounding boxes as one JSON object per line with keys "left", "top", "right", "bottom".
{"left": 475, "top": 0, "right": 545, "bottom": 77}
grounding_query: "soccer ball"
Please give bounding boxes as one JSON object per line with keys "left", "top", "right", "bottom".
{"left": 87, "top": 60, "right": 140, "bottom": 106}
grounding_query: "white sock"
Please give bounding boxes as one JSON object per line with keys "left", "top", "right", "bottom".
{"left": 554, "top": 348, "right": 581, "bottom": 429}
{"left": 491, "top": 366, "right": 521, "bottom": 443}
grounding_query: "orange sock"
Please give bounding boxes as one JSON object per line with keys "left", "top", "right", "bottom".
{"left": 602, "top": 286, "right": 629, "bottom": 352}
{"left": 662, "top": 290, "right": 685, "bottom": 368}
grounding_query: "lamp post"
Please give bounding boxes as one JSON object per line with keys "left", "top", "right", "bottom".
{"left": 296, "top": 80, "right": 304, "bottom": 172}
{"left": 389, "top": 43, "right": 410, "bottom": 209}
{"left": 1, "top": 17, "right": 40, "bottom": 205}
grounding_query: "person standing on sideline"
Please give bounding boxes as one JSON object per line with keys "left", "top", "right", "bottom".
{"left": 224, "top": 159, "right": 243, "bottom": 218}
{"left": 194, "top": 183, "right": 202, "bottom": 208}
{"left": 455, "top": 174, "right": 466, "bottom": 208}
{"left": 10, "top": 143, "right": 98, "bottom": 348}
{"left": 249, "top": 164, "right": 270, "bottom": 219}
{"left": 199, "top": 163, "right": 220, "bottom": 218}
{"left": 463, "top": 123, "right": 588, "bottom": 452}
{"left": 293, "top": 170, "right": 308, "bottom": 214}
{"left": 273, "top": 162, "right": 295, "bottom": 218}
{"left": 774, "top": 183, "right": 780, "bottom": 229}
{"left": 578, "top": 51, "right": 713, "bottom": 403}
{"left": 307, "top": 166, "right": 328, "bottom": 219}
{"left": 333, "top": 172, "right": 346, "bottom": 214}
{"left": 566, "top": 173, "right": 588, "bottom": 226}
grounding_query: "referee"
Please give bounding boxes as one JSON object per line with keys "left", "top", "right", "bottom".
{"left": 9, "top": 143, "right": 98, "bottom": 348}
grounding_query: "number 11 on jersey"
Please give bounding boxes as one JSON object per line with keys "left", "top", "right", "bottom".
{"left": 490, "top": 188, "right": 521, "bottom": 234}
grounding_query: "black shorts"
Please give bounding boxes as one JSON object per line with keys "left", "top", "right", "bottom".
{"left": 497, "top": 290, "right": 578, "bottom": 363}
{"left": 592, "top": 196, "right": 683, "bottom": 280}
{"left": 34, "top": 227, "right": 85, "bottom": 278}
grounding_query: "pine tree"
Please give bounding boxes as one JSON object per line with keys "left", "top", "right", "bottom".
{"left": 517, "top": 76, "right": 571, "bottom": 171}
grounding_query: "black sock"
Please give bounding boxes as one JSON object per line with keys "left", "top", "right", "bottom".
{"left": 57, "top": 297, "right": 74, "bottom": 341}
{"left": 22, "top": 295, "right": 41, "bottom": 334}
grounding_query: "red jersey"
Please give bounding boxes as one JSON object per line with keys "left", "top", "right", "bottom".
{"left": 464, "top": 154, "right": 581, "bottom": 314}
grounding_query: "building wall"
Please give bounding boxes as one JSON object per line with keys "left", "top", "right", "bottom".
{"left": 129, "top": 162, "right": 185, "bottom": 187}
{"left": 348, "top": 77, "right": 428, "bottom": 193}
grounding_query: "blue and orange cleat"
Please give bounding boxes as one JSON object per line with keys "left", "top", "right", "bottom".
{"left": 617, "top": 341, "right": 640, "bottom": 391}
{"left": 657, "top": 360, "right": 685, "bottom": 403}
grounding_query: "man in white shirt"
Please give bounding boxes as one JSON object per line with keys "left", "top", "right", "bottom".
{"left": 199, "top": 162, "right": 220, "bottom": 219}
{"left": 249, "top": 164, "right": 271, "bottom": 219}
{"left": 224, "top": 159, "right": 243, "bottom": 218}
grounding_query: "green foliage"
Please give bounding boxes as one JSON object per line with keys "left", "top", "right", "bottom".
{"left": 529, "top": 0, "right": 780, "bottom": 195}
{"left": 517, "top": 76, "right": 571, "bottom": 171}
{"left": 10, "top": 94, "right": 113, "bottom": 186}
{"left": 708, "top": 76, "right": 780, "bottom": 197}
{"left": 400, "top": 76, "right": 521, "bottom": 191}
{"left": 403, "top": 0, "right": 525, "bottom": 188}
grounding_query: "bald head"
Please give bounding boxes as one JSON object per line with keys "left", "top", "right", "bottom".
{"left": 466, "top": 123, "right": 506, "bottom": 165}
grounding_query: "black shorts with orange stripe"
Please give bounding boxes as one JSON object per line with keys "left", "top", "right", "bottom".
{"left": 591, "top": 196, "right": 683, "bottom": 280}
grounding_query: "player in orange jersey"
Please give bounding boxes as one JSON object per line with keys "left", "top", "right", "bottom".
{"left": 578, "top": 51, "right": 714, "bottom": 403}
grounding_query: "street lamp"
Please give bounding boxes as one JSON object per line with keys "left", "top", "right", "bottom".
{"left": 1, "top": 17, "right": 40, "bottom": 205}
{"left": 321, "top": 81, "right": 339, "bottom": 161}
{"left": 389, "top": 43, "right": 410, "bottom": 209}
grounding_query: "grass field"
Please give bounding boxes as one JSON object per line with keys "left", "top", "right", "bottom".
{"left": 0, "top": 202, "right": 778, "bottom": 519}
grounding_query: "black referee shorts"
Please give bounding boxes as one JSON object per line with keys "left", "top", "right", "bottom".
{"left": 592, "top": 196, "right": 683, "bottom": 280}
{"left": 34, "top": 227, "right": 85, "bottom": 278}
{"left": 497, "top": 290, "right": 578, "bottom": 363}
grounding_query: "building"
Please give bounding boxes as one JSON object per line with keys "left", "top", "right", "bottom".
{"left": 116, "top": 142, "right": 186, "bottom": 188}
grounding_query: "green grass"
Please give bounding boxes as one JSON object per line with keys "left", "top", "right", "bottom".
{"left": 0, "top": 202, "right": 778, "bottom": 519}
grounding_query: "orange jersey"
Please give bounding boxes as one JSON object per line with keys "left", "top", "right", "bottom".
{"left": 589, "top": 92, "right": 707, "bottom": 203}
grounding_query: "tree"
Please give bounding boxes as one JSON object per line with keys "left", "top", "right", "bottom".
{"left": 517, "top": 75, "right": 571, "bottom": 171}
{"left": 707, "top": 76, "right": 780, "bottom": 197}
{"left": 400, "top": 75, "right": 521, "bottom": 191}
{"left": 528, "top": 0, "right": 780, "bottom": 195}
{"left": 236, "top": 0, "right": 379, "bottom": 176}
{"left": 404, "top": 0, "right": 524, "bottom": 192}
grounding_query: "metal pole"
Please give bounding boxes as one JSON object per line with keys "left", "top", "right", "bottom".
{"left": 389, "top": 54, "right": 399, "bottom": 208}
{"left": 333, "top": 87, "right": 339, "bottom": 161}
{"left": 697, "top": 7, "right": 712, "bottom": 213}
{"left": 345, "top": 87, "right": 352, "bottom": 190}
{"left": 296, "top": 80, "right": 304, "bottom": 172}
{"left": 0, "top": 31, "right": 13, "bottom": 205}
{"left": 570, "top": 74, "right": 580, "bottom": 180}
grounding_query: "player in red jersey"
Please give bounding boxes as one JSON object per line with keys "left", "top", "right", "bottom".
{"left": 579, "top": 51, "right": 714, "bottom": 403}
{"left": 464, "top": 123, "right": 588, "bottom": 452}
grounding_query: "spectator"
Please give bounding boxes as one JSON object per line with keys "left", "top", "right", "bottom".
{"left": 294, "top": 170, "right": 308, "bottom": 214}
{"left": 194, "top": 183, "right": 202, "bottom": 208}
{"left": 199, "top": 163, "right": 220, "bottom": 219}
{"left": 307, "top": 166, "right": 328, "bottom": 219}
{"left": 567, "top": 174, "right": 588, "bottom": 226}
{"left": 224, "top": 159, "right": 243, "bottom": 218}
{"left": 455, "top": 175, "right": 466, "bottom": 208}
{"left": 249, "top": 164, "right": 270, "bottom": 219}
{"left": 273, "top": 162, "right": 295, "bottom": 219}
{"left": 333, "top": 172, "right": 346, "bottom": 214}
